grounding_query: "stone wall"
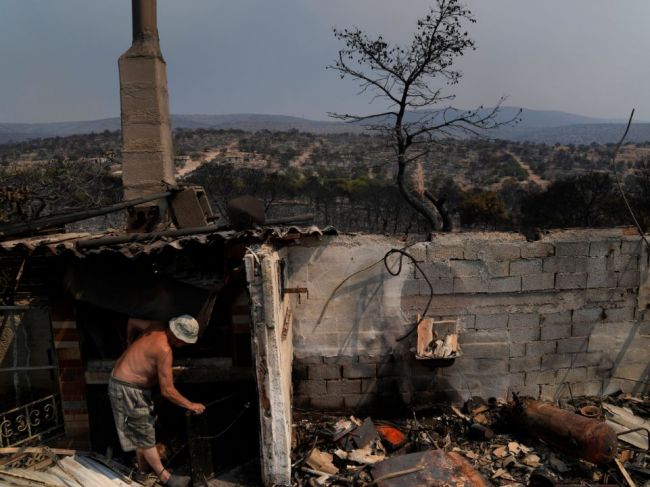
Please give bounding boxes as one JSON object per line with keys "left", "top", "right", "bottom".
{"left": 286, "top": 229, "right": 649, "bottom": 411}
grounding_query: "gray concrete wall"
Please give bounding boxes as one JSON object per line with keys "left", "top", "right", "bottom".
{"left": 286, "top": 229, "right": 650, "bottom": 410}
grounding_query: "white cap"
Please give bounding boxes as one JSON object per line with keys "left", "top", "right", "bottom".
{"left": 169, "top": 315, "right": 199, "bottom": 344}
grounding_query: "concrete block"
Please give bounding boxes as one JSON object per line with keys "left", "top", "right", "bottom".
{"left": 453, "top": 277, "right": 488, "bottom": 293}
{"left": 573, "top": 352, "right": 608, "bottom": 367}
{"left": 324, "top": 356, "right": 357, "bottom": 365}
{"left": 585, "top": 288, "right": 628, "bottom": 305}
{"left": 509, "top": 372, "right": 526, "bottom": 387}
{"left": 590, "top": 240, "right": 620, "bottom": 257}
{"left": 526, "top": 340, "right": 557, "bottom": 357}
{"left": 509, "top": 326, "right": 540, "bottom": 343}
{"left": 450, "top": 260, "right": 484, "bottom": 277}
{"left": 543, "top": 256, "right": 588, "bottom": 273}
{"left": 476, "top": 313, "right": 508, "bottom": 330}
{"left": 602, "top": 307, "right": 635, "bottom": 322}
{"left": 402, "top": 279, "right": 423, "bottom": 296}
{"left": 461, "top": 330, "right": 509, "bottom": 343}
{"left": 555, "top": 367, "right": 588, "bottom": 382}
{"left": 607, "top": 253, "right": 638, "bottom": 271}
{"left": 541, "top": 324, "right": 571, "bottom": 341}
{"left": 573, "top": 307, "right": 603, "bottom": 324}
{"left": 342, "top": 363, "right": 376, "bottom": 379}
{"left": 310, "top": 396, "right": 345, "bottom": 410}
{"left": 510, "top": 356, "right": 541, "bottom": 372}
{"left": 308, "top": 364, "right": 341, "bottom": 380}
{"left": 525, "top": 370, "right": 557, "bottom": 385}
{"left": 296, "top": 380, "right": 326, "bottom": 396}
{"left": 510, "top": 343, "right": 526, "bottom": 357}
{"left": 541, "top": 353, "right": 573, "bottom": 370}
{"left": 489, "top": 276, "right": 521, "bottom": 293}
{"left": 486, "top": 261, "right": 510, "bottom": 277}
{"left": 428, "top": 245, "right": 464, "bottom": 259}
{"left": 509, "top": 313, "right": 540, "bottom": 328}
{"left": 358, "top": 354, "right": 391, "bottom": 364}
{"left": 556, "top": 336, "right": 589, "bottom": 353}
{"left": 521, "top": 242, "right": 554, "bottom": 258}
{"left": 586, "top": 257, "right": 607, "bottom": 274}
{"left": 614, "top": 362, "right": 649, "bottom": 380}
{"left": 540, "top": 311, "right": 571, "bottom": 325}
{"left": 486, "top": 243, "right": 522, "bottom": 261}
{"left": 460, "top": 342, "right": 509, "bottom": 359}
{"left": 522, "top": 273, "right": 555, "bottom": 291}
{"left": 419, "top": 261, "right": 452, "bottom": 279}
{"left": 431, "top": 278, "right": 454, "bottom": 295}
{"left": 621, "top": 239, "right": 642, "bottom": 255}
{"left": 556, "top": 272, "right": 587, "bottom": 290}
{"left": 326, "top": 379, "right": 361, "bottom": 395}
{"left": 618, "top": 270, "right": 641, "bottom": 287}
{"left": 510, "top": 259, "right": 542, "bottom": 276}
{"left": 587, "top": 365, "right": 612, "bottom": 380}
{"left": 556, "top": 241, "right": 590, "bottom": 257}
{"left": 587, "top": 271, "right": 618, "bottom": 288}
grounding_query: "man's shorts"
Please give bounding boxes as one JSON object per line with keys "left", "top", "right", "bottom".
{"left": 108, "top": 375, "right": 156, "bottom": 452}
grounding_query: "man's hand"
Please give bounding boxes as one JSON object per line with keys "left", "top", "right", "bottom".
{"left": 188, "top": 403, "right": 206, "bottom": 415}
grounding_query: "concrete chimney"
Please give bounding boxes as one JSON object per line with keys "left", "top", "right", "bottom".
{"left": 119, "top": 0, "right": 175, "bottom": 230}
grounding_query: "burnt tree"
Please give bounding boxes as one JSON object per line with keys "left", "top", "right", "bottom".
{"left": 329, "top": 0, "right": 518, "bottom": 231}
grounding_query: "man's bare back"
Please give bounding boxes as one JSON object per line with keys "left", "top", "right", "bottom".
{"left": 113, "top": 329, "right": 169, "bottom": 388}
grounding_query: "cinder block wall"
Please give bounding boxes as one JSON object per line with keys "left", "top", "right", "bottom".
{"left": 286, "top": 229, "right": 649, "bottom": 411}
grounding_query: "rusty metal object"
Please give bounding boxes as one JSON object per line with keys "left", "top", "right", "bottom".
{"left": 511, "top": 398, "right": 617, "bottom": 464}
{"left": 371, "top": 449, "right": 490, "bottom": 487}
{"left": 578, "top": 405, "right": 603, "bottom": 419}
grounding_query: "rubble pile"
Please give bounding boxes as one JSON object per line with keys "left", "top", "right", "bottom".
{"left": 291, "top": 393, "right": 649, "bottom": 487}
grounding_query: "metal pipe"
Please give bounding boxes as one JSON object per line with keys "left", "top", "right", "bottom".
{"left": 511, "top": 398, "right": 617, "bottom": 464}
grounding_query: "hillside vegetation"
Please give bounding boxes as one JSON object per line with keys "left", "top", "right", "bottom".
{"left": 2, "top": 128, "right": 650, "bottom": 235}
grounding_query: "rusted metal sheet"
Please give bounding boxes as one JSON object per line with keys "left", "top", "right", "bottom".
{"left": 511, "top": 398, "right": 617, "bottom": 464}
{"left": 371, "top": 450, "right": 490, "bottom": 487}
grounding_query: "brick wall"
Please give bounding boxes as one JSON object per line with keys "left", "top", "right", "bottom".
{"left": 286, "top": 229, "right": 650, "bottom": 411}
{"left": 50, "top": 301, "right": 91, "bottom": 449}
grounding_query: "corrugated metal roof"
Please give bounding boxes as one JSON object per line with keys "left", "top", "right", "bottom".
{"left": 0, "top": 455, "right": 145, "bottom": 487}
{"left": 0, "top": 226, "right": 336, "bottom": 258}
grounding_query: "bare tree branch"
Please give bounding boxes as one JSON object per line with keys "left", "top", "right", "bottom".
{"left": 330, "top": 0, "right": 519, "bottom": 232}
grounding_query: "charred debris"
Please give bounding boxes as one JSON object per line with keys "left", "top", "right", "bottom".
{"left": 291, "top": 392, "right": 649, "bottom": 487}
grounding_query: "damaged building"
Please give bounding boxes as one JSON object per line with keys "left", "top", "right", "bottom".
{"left": 1, "top": 227, "right": 649, "bottom": 485}
{"left": 0, "top": 1, "right": 648, "bottom": 486}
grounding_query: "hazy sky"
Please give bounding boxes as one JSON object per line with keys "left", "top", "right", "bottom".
{"left": 1, "top": 0, "right": 649, "bottom": 123}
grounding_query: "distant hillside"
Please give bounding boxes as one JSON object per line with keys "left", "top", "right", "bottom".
{"left": 0, "top": 114, "right": 352, "bottom": 143}
{"left": 1, "top": 108, "right": 648, "bottom": 144}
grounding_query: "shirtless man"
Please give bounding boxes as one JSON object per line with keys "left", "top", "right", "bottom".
{"left": 109, "top": 315, "right": 206, "bottom": 487}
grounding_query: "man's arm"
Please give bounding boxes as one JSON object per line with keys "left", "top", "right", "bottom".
{"left": 157, "top": 348, "right": 205, "bottom": 414}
